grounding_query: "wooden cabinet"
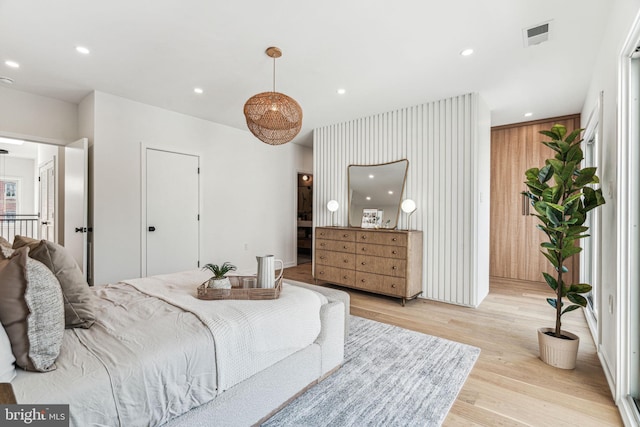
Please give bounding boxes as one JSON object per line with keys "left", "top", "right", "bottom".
{"left": 490, "top": 114, "right": 580, "bottom": 284}
{"left": 314, "top": 227, "right": 422, "bottom": 305}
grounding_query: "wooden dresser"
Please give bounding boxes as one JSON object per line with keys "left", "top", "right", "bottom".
{"left": 314, "top": 227, "right": 423, "bottom": 305}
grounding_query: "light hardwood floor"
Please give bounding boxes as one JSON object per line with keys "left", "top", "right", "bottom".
{"left": 284, "top": 263, "right": 623, "bottom": 426}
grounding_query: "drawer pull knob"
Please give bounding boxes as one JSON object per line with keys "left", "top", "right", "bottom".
{"left": 361, "top": 247, "right": 366, "bottom": 251}
{"left": 392, "top": 250, "right": 397, "bottom": 254}
{"left": 320, "top": 243, "right": 326, "bottom": 247}
{"left": 392, "top": 266, "right": 398, "bottom": 270}
{"left": 320, "top": 256, "right": 326, "bottom": 260}
{"left": 320, "top": 232, "right": 325, "bottom": 236}
{"left": 391, "top": 284, "right": 397, "bottom": 288}
{"left": 343, "top": 245, "right": 348, "bottom": 249}
{"left": 361, "top": 279, "right": 366, "bottom": 283}
{"left": 343, "top": 234, "right": 349, "bottom": 237}
{"left": 343, "top": 275, "right": 348, "bottom": 279}
{"left": 343, "top": 259, "right": 349, "bottom": 263}
{"left": 319, "top": 271, "right": 324, "bottom": 275}
{"left": 392, "top": 238, "right": 397, "bottom": 241}
{"left": 361, "top": 262, "right": 366, "bottom": 265}
{"left": 361, "top": 236, "right": 367, "bottom": 240}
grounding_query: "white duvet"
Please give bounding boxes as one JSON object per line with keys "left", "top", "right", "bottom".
{"left": 11, "top": 270, "right": 326, "bottom": 426}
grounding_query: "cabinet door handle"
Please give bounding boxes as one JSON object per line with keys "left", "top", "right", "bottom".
{"left": 361, "top": 235, "right": 367, "bottom": 240}
{"left": 361, "top": 247, "right": 366, "bottom": 251}
{"left": 392, "top": 250, "right": 397, "bottom": 254}
{"left": 522, "top": 192, "right": 527, "bottom": 216}
{"left": 343, "top": 245, "right": 348, "bottom": 249}
{"left": 392, "top": 237, "right": 397, "bottom": 241}
{"left": 361, "top": 262, "right": 366, "bottom": 265}
{"left": 391, "top": 284, "right": 397, "bottom": 288}
{"left": 392, "top": 266, "right": 398, "bottom": 270}
{"left": 361, "top": 279, "right": 366, "bottom": 283}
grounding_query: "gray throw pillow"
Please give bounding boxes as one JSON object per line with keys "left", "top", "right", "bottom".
{"left": 0, "top": 247, "right": 65, "bottom": 372}
{"left": 28, "top": 240, "right": 96, "bottom": 329}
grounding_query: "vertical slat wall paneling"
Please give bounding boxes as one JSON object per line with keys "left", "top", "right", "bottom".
{"left": 313, "top": 93, "right": 489, "bottom": 306}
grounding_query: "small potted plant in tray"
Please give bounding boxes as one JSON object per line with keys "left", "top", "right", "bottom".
{"left": 523, "top": 124, "right": 605, "bottom": 369}
{"left": 203, "top": 262, "right": 237, "bottom": 289}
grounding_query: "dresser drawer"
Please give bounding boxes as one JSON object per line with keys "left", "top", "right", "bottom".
{"left": 316, "top": 250, "right": 356, "bottom": 269}
{"left": 356, "top": 255, "right": 407, "bottom": 277}
{"left": 316, "top": 239, "right": 356, "bottom": 253}
{"left": 315, "top": 265, "right": 355, "bottom": 286}
{"left": 356, "top": 231, "right": 407, "bottom": 246}
{"left": 356, "top": 243, "right": 406, "bottom": 259}
{"left": 316, "top": 228, "right": 356, "bottom": 242}
{"left": 355, "top": 272, "right": 406, "bottom": 297}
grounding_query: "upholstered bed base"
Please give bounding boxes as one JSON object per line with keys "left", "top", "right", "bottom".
{"left": 164, "top": 282, "right": 349, "bottom": 427}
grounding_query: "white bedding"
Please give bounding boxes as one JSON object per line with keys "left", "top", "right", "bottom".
{"left": 11, "top": 270, "right": 327, "bottom": 426}
{"left": 122, "top": 269, "right": 326, "bottom": 391}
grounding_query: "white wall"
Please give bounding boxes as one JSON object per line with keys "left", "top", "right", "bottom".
{"left": 581, "top": 0, "right": 640, "bottom": 401}
{"left": 0, "top": 86, "right": 77, "bottom": 144}
{"left": 87, "top": 91, "right": 309, "bottom": 285}
{"left": 313, "top": 93, "right": 490, "bottom": 307}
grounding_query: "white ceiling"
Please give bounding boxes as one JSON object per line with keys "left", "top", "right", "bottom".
{"left": 0, "top": 0, "right": 611, "bottom": 146}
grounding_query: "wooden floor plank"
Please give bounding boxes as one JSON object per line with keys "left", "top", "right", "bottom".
{"left": 284, "top": 264, "right": 622, "bottom": 426}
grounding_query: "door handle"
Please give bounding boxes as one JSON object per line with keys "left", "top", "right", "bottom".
{"left": 75, "top": 227, "right": 87, "bottom": 233}
{"left": 522, "top": 192, "right": 527, "bottom": 216}
{"left": 148, "top": 226, "right": 156, "bottom": 232}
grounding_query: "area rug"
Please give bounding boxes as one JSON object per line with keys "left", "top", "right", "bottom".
{"left": 262, "top": 316, "right": 480, "bottom": 427}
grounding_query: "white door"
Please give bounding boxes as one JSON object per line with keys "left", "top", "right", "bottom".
{"left": 39, "top": 160, "right": 55, "bottom": 241}
{"left": 146, "top": 149, "right": 199, "bottom": 276}
{"left": 64, "top": 138, "right": 88, "bottom": 275}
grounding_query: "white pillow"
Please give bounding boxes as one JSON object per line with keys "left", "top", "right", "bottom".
{"left": 0, "top": 322, "right": 16, "bottom": 382}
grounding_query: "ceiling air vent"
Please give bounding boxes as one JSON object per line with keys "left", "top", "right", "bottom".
{"left": 523, "top": 21, "right": 552, "bottom": 47}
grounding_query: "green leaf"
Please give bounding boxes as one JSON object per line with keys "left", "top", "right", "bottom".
{"left": 538, "top": 164, "right": 553, "bottom": 183}
{"left": 540, "top": 130, "right": 560, "bottom": 140}
{"left": 542, "top": 141, "right": 562, "bottom": 153}
{"left": 565, "top": 128, "right": 583, "bottom": 144}
{"left": 574, "top": 167, "right": 598, "bottom": 187}
{"left": 547, "top": 159, "right": 564, "bottom": 173}
{"left": 526, "top": 181, "right": 548, "bottom": 196}
{"left": 566, "top": 293, "right": 588, "bottom": 307}
{"left": 525, "top": 168, "right": 540, "bottom": 181}
{"left": 567, "top": 226, "right": 589, "bottom": 236}
{"left": 546, "top": 206, "right": 562, "bottom": 226}
{"left": 542, "top": 272, "right": 558, "bottom": 291}
{"left": 546, "top": 298, "right": 558, "bottom": 308}
{"left": 561, "top": 245, "right": 582, "bottom": 258}
{"left": 542, "top": 251, "right": 559, "bottom": 268}
{"left": 561, "top": 304, "right": 582, "bottom": 315}
{"left": 566, "top": 144, "right": 584, "bottom": 163}
{"left": 565, "top": 233, "right": 591, "bottom": 242}
{"left": 551, "top": 124, "right": 567, "bottom": 139}
{"left": 540, "top": 242, "right": 557, "bottom": 250}
{"left": 557, "top": 141, "right": 570, "bottom": 153}
{"left": 547, "top": 202, "right": 564, "bottom": 213}
{"left": 569, "top": 283, "right": 592, "bottom": 294}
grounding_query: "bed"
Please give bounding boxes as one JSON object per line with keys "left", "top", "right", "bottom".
{"left": 4, "top": 265, "right": 348, "bottom": 426}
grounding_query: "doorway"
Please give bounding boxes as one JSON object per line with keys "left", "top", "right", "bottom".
{"left": 38, "top": 160, "right": 55, "bottom": 242}
{"left": 297, "top": 173, "right": 312, "bottom": 265}
{"left": 145, "top": 148, "right": 200, "bottom": 277}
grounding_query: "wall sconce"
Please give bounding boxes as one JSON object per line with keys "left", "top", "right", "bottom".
{"left": 327, "top": 200, "right": 339, "bottom": 226}
{"left": 401, "top": 199, "right": 417, "bottom": 230}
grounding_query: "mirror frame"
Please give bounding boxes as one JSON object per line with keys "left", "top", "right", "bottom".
{"left": 347, "top": 159, "right": 409, "bottom": 229}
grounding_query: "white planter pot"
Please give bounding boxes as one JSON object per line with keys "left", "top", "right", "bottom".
{"left": 537, "top": 327, "right": 579, "bottom": 370}
{"left": 207, "top": 277, "right": 231, "bottom": 289}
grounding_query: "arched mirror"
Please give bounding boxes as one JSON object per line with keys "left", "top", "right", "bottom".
{"left": 348, "top": 159, "right": 409, "bottom": 229}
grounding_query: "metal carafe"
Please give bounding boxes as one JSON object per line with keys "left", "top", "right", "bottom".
{"left": 256, "top": 255, "right": 284, "bottom": 288}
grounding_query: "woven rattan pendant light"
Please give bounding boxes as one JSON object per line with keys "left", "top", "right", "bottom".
{"left": 243, "top": 47, "right": 303, "bottom": 145}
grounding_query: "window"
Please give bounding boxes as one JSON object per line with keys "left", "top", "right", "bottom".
{"left": 0, "top": 179, "right": 18, "bottom": 216}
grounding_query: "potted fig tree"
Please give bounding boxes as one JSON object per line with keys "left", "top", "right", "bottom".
{"left": 523, "top": 124, "right": 605, "bottom": 369}
{"left": 203, "top": 262, "right": 237, "bottom": 289}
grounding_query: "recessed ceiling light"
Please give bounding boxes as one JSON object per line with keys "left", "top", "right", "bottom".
{"left": 76, "top": 46, "right": 90, "bottom": 55}
{"left": 5, "top": 60, "right": 19, "bottom": 68}
{"left": 0, "top": 76, "right": 14, "bottom": 85}
{"left": 524, "top": 112, "right": 533, "bottom": 117}
{"left": 0, "top": 137, "right": 24, "bottom": 145}
{"left": 368, "top": 174, "right": 374, "bottom": 179}
{"left": 460, "top": 48, "right": 474, "bottom": 57}
{"left": 388, "top": 191, "right": 394, "bottom": 195}
{"left": 366, "top": 196, "right": 371, "bottom": 201}
{"left": 194, "top": 87, "right": 204, "bottom": 94}
{"left": 337, "top": 88, "right": 346, "bottom": 95}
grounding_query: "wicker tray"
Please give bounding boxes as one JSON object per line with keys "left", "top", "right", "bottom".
{"left": 196, "top": 275, "right": 282, "bottom": 300}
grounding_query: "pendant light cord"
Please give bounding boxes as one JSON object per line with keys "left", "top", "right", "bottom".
{"left": 272, "top": 56, "right": 276, "bottom": 93}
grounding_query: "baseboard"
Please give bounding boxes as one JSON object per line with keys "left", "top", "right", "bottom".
{"left": 618, "top": 396, "right": 640, "bottom": 426}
